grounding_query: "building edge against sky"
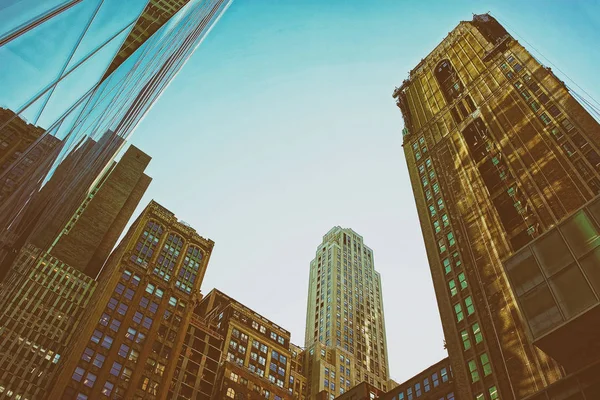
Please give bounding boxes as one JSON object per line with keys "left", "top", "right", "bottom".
{"left": 393, "top": 12, "right": 600, "bottom": 400}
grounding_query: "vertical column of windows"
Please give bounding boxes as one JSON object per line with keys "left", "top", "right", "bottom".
{"left": 175, "top": 245, "right": 202, "bottom": 294}
{"left": 131, "top": 221, "right": 164, "bottom": 267}
{"left": 153, "top": 233, "right": 183, "bottom": 282}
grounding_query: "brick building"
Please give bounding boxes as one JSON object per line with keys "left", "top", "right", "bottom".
{"left": 47, "top": 200, "right": 214, "bottom": 399}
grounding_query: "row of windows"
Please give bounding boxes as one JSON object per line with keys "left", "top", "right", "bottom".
{"left": 392, "top": 367, "right": 450, "bottom": 400}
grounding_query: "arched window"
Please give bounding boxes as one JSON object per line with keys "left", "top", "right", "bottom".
{"left": 153, "top": 233, "right": 184, "bottom": 282}
{"left": 131, "top": 220, "right": 163, "bottom": 267}
{"left": 226, "top": 388, "right": 235, "bottom": 398}
{"left": 175, "top": 245, "right": 203, "bottom": 294}
{"left": 434, "top": 59, "right": 464, "bottom": 103}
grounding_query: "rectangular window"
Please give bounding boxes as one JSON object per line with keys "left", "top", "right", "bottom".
{"left": 72, "top": 367, "right": 85, "bottom": 382}
{"left": 458, "top": 272, "right": 467, "bottom": 290}
{"left": 454, "top": 304, "right": 464, "bottom": 322}
{"left": 548, "top": 105, "right": 560, "bottom": 117}
{"left": 442, "top": 214, "right": 449, "bottom": 227}
{"left": 461, "top": 330, "right": 471, "bottom": 350}
{"left": 415, "top": 383, "right": 421, "bottom": 397}
{"left": 110, "top": 362, "right": 122, "bottom": 377}
{"left": 540, "top": 113, "right": 551, "bottom": 125}
{"left": 480, "top": 353, "right": 492, "bottom": 376}
{"left": 429, "top": 206, "right": 436, "bottom": 217}
{"left": 83, "top": 372, "right": 97, "bottom": 388}
{"left": 93, "top": 354, "right": 105, "bottom": 369}
{"left": 468, "top": 360, "right": 479, "bottom": 382}
{"left": 434, "top": 220, "right": 441, "bottom": 233}
{"left": 82, "top": 348, "right": 94, "bottom": 363}
{"left": 473, "top": 323, "right": 483, "bottom": 344}
{"left": 438, "top": 240, "right": 446, "bottom": 253}
{"left": 448, "top": 280, "right": 457, "bottom": 297}
{"left": 465, "top": 296, "right": 475, "bottom": 315}
{"left": 424, "top": 378, "right": 430, "bottom": 392}
{"left": 426, "top": 190, "right": 433, "bottom": 201}
{"left": 438, "top": 198, "right": 444, "bottom": 210}
{"left": 489, "top": 386, "right": 498, "bottom": 400}
{"left": 476, "top": 394, "right": 484, "bottom": 400}
{"left": 443, "top": 258, "right": 451, "bottom": 274}
{"left": 101, "top": 336, "right": 113, "bottom": 350}
{"left": 447, "top": 231, "right": 455, "bottom": 246}
{"left": 441, "top": 368, "right": 448, "bottom": 382}
{"left": 432, "top": 373, "right": 439, "bottom": 387}
{"left": 433, "top": 183, "right": 440, "bottom": 194}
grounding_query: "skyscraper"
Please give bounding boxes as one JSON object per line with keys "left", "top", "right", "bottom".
{"left": 0, "top": 145, "right": 151, "bottom": 399}
{"left": 0, "top": 0, "right": 231, "bottom": 271}
{"left": 304, "top": 227, "right": 389, "bottom": 399}
{"left": 393, "top": 13, "right": 600, "bottom": 400}
{"left": 47, "top": 200, "right": 214, "bottom": 399}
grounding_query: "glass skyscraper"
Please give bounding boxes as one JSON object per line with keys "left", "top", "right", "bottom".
{"left": 0, "top": 0, "right": 232, "bottom": 274}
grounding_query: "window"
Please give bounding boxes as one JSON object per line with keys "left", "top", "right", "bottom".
{"left": 548, "top": 105, "right": 560, "bottom": 117}
{"left": 473, "top": 323, "right": 483, "bottom": 344}
{"left": 424, "top": 378, "right": 430, "bottom": 392}
{"left": 439, "top": 239, "right": 446, "bottom": 253}
{"left": 142, "top": 316, "right": 153, "bottom": 329}
{"left": 226, "top": 388, "right": 235, "bottom": 398}
{"left": 461, "top": 330, "right": 471, "bottom": 350}
{"left": 447, "top": 232, "right": 455, "bottom": 246}
{"left": 422, "top": 177, "right": 429, "bottom": 187}
{"left": 465, "top": 296, "right": 475, "bottom": 315}
{"left": 433, "top": 183, "right": 440, "bottom": 195}
{"left": 133, "top": 312, "right": 143, "bottom": 324}
{"left": 109, "top": 318, "right": 121, "bottom": 332}
{"left": 454, "top": 304, "right": 464, "bottom": 322}
{"left": 458, "top": 272, "right": 467, "bottom": 290}
{"left": 101, "top": 335, "right": 113, "bottom": 350}
{"left": 448, "top": 280, "right": 457, "bottom": 297}
{"left": 540, "top": 113, "right": 551, "bottom": 125}
{"left": 117, "top": 303, "right": 128, "bottom": 315}
{"left": 169, "top": 296, "right": 177, "bottom": 307}
{"left": 415, "top": 383, "right": 421, "bottom": 396}
{"left": 107, "top": 297, "right": 118, "bottom": 310}
{"left": 438, "top": 198, "right": 445, "bottom": 210}
{"left": 99, "top": 313, "right": 110, "bottom": 326}
{"left": 82, "top": 348, "right": 94, "bottom": 363}
{"left": 476, "top": 394, "right": 484, "bottom": 400}
{"left": 442, "top": 214, "right": 449, "bottom": 227}
{"left": 102, "top": 381, "right": 114, "bottom": 397}
{"left": 441, "top": 368, "right": 448, "bottom": 382}
{"left": 83, "top": 372, "right": 97, "bottom": 388}
{"left": 443, "top": 259, "right": 451, "bottom": 274}
{"left": 432, "top": 373, "right": 439, "bottom": 387}
{"left": 434, "top": 220, "right": 441, "bottom": 233}
{"left": 429, "top": 170, "right": 435, "bottom": 180}
{"left": 429, "top": 205, "right": 436, "bottom": 217}
{"left": 489, "top": 386, "right": 498, "bottom": 400}
{"left": 126, "top": 327, "right": 137, "bottom": 341}
{"left": 426, "top": 190, "right": 433, "bottom": 201}
{"left": 110, "top": 362, "right": 122, "bottom": 377}
{"left": 480, "top": 353, "right": 492, "bottom": 376}
{"left": 72, "top": 367, "right": 85, "bottom": 382}
{"left": 118, "top": 344, "right": 130, "bottom": 358}
{"left": 124, "top": 288, "right": 135, "bottom": 301}
{"left": 93, "top": 353, "right": 105, "bottom": 368}
{"left": 122, "top": 367, "right": 132, "bottom": 382}
{"left": 419, "top": 164, "right": 426, "bottom": 174}
{"left": 468, "top": 360, "right": 479, "bottom": 382}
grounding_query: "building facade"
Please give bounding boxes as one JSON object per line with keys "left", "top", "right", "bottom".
{"left": 0, "top": 145, "right": 151, "bottom": 399}
{"left": 47, "top": 200, "right": 214, "bottom": 400}
{"left": 393, "top": 13, "right": 600, "bottom": 400}
{"left": 305, "top": 227, "right": 389, "bottom": 399}
{"left": 167, "top": 310, "right": 224, "bottom": 400}
{"left": 380, "top": 358, "right": 456, "bottom": 400}
{"left": 195, "top": 289, "right": 301, "bottom": 400}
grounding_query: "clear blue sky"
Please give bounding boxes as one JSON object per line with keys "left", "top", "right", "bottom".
{"left": 129, "top": 0, "right": 600, "bottom": 383}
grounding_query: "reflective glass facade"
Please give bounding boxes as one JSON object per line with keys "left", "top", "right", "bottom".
{"left": 0, "top": 0, "right": 231, "bottom": 272}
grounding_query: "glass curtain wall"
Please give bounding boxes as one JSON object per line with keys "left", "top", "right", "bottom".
{"left": 0, "top": 0, "right": 231, "bottom": 267}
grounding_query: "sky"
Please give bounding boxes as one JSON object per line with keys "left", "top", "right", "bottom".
{"left": 127, "top": 0, "right": 600, "bottom": 383}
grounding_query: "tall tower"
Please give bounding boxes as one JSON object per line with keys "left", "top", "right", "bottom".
{"left": 304, "top": 227, "right": 389, "bottom": 399}
{"left": 393, "top": 13, "right": 600, "bottom": 400}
